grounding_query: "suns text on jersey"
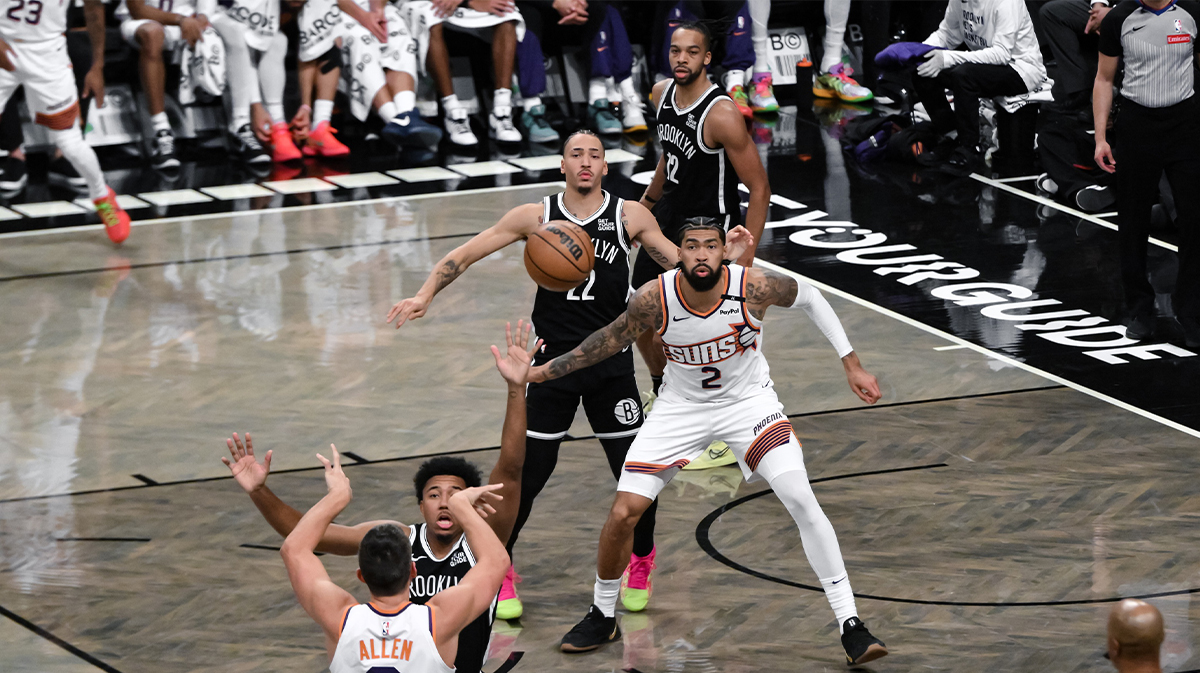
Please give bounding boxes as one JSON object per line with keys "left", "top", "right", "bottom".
{"left": 664, "top": 330, "right": 744, "bottom": 366}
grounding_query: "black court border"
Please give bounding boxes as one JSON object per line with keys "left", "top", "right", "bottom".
{"left": 696, "top": 464, "right": 1200, "bottom": 607}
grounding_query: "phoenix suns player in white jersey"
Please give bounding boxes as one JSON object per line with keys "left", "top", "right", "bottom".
{"left": 525, "top": 219, "right": 890, "bottom": 665}
{"left": 281, "top": 445, "right": 508, "bottom": 673}
{"left": 0, "top": 0, "right": 130, "bottom": 242}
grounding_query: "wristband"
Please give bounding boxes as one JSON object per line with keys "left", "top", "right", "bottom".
{"left": 642, "top": 194, "right": 658, "bottom": 204}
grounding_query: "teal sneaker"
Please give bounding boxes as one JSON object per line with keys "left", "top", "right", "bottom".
{"left": 588, "top": 99, "right": 622, "bottom": 135}
{"left": 520, "top": 104, "right": 560, "bottom": 144}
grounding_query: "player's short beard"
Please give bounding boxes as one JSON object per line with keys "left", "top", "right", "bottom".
{"left": 680, "top": 262, "right": 722, "bottom": 292}
{"left": 674, "top": 64, "right": 702, "bottom": 86}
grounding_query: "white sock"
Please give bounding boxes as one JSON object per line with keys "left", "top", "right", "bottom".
{"left": 378, "top": 101, "right": 398, "bottom": 123}
{"left": 523, "top": 96, "right": 542, "bottom": 111}
{"left": 492, "top": 88, "right": 512, "bottom": 116}
{"left": 820, "top": 573, "right": 858, "bottom": 632}
{"left": 230, "top": 110, "right": 250, "bottom": 134}
{"left": 619, "top": 77, "right": 637, "bottom": 101}
{"left": 441, "top": 94, "right": 461, "bottom": 114}
{"left": 150, "top": 112, "right": 171, "bottom": 133}
{"left": 394, "top": 90, "right": 416, "bottom": 114}
{"left": 588, "top": 77, "right": 607, "bottom": 104}
{"left": 723, "top": 69, "right": 746, "bottom": 91}
{"left": 52, "top": 125, "right": 107, "bottom": 200}
{"left": 265, "top": 103, "right": 285, "bottom": 125}
{"left": 821, "top": 0, "right": 851, "bottom": 73}
{"left": 313, "top": 99, "right": 333, "bottom": 126}
{"left": 593, "top": 576, "right": 621, "bottom": 618}
{"left": 749, "top": 0, "right": 771, "bottom": 73}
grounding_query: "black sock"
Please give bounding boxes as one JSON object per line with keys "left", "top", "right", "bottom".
{"left": 651, "top": 375, "right": 662, "bottom": 396}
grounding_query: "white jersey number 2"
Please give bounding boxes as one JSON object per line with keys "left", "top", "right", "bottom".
{"left": 566, "top": 271, "right": 596, "bottom": 301}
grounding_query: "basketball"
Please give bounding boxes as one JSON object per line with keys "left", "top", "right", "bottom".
{"left": 524, "top": 220, "right": 595, "bottom": 292}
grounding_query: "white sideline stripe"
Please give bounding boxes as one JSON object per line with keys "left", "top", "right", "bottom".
{"left": 139, "top": 189, "right": 213, "bottom": 206}
{"left": 323, "top": 172, "right": 400, "bottom": 188}
{"left": 74, "top": 195, "right": 152, "bottom": 211}
{"left": 993, "top": 175, "right": 1039, "bottom": 183}
{"left": 507, "top": 155, "right": 562, "bottom": 171}
{"left": 388, "top": 166, "right": 460, "bottom": 182}
{"left": 765, "top": 210, "right": 827, "bottom": 229}
{"left": 604, "top": 149, "right": 642, "bottom": 164}
{"left": 446, "top": 161, "right": 520, "bottom": 177}
{"left": 754, "top": 257, "right": 1200, "bottom": 440}
{"left": 200, "top": 184, "right": 276, "bottom": 200}
{"left": 1095, "top": 211, "right": 1118, "bottom": 218}
{"left": 0, "top": 182, "right": 567, "bottom": 240}
{"left": 262, "top": 178, "right": 337, "bottom": 194}
{"left": 0, "top": 205, "right": 24, "bottom": 220}
{"left": 12, "top": 201, "right": 87, "bottom": 217}
{"left": 933, "top": 344, "right": 969, "bottom": 351}
{"left": 970, "top": 173, "right": 1179, "bottom": 253}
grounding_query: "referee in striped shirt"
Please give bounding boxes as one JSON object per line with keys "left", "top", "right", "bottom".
{"left": 1094, "top": 0, "right": 1200, "bottom": 345}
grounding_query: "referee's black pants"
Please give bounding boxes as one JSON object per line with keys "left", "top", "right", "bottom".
{"left": 913, "top": 62, "right": 1028, "bottom": 150}
{"left": 1114, "top": 96, "right": 1200, "bottom": 325}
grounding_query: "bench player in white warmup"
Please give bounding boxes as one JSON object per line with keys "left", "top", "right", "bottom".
{"left": 0, "top": 0, "right": 130, "bottom": 242}
{"left": 525, "top": 218, "right": 890, "bottom": 665}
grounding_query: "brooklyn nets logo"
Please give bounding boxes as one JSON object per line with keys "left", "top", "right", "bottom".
{"left": 614, "top": 398, "right": 641, "bottom": 426}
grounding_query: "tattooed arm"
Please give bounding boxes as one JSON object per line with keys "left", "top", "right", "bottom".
{"left": 744, "top": 268, "right": 882, "bottom": 404}
{"left": 386, "top": 203, "right": 542, "bottom": 328}
{"left": 528, "top": 281, "right": 665, "bottom": 382}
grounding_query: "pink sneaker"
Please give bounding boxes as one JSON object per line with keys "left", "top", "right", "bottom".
{"left": 620, "top": 546, "right": 656, "bottom": 612}
{"left": 496, "top": 565, "right": 523, "bottom": 620}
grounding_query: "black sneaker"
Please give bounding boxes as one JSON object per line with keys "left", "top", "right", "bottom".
{"left": 560, "top": 605, "right": 621, "bottom": 653}
{"left": 150, "top": 129, "right": 181, "bottom": 170}
{"left": 231, "top": 124, "right": 271, "bottom": 164}
{"left": 939, "top": 146, "right": 985, "bottom": 177}
{"left": 1074, "top": 184, "right": 1115, "bottom": 213}
{"left": 1175, "top": 317, "right": 1200, "bottom": 348}
{"left": 48, "top": 155, "right": 87, "bottom": 191}
{"left": 841, "top": 617, "right": 888, "bottom": 665}
{"left": 0, "top": 155, "right": 27, "bottom": 192}
{"left": 1125, "top": 308, "right": 1155, "bottom": 341}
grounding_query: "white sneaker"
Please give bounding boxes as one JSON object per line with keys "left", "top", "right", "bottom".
{"left": 621, "top": 93, "right": 647, "bottom": 133}
{"left": 445, "top": 109, "right": 478, "bottom": 146}
{"left": 489, "top": 108, "right": 522, "bottom": 143}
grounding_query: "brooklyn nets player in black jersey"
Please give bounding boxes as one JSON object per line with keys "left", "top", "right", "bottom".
{"left": 634, "top": 21, "right": 772, "bottom": 410}
{"left": 221, "top": 322, "right": 540, "bottom": 673}
{"left": 384, "top": 130, "right": 751, "bottom": 619}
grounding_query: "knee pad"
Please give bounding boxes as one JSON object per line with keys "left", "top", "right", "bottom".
{"left": 316, "top": 45, "right": 342, "bottom": 75}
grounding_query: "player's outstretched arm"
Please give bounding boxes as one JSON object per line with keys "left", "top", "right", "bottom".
{"left": 222, "top": 432, "right": 407, "bottom": 554}
{"left": 386, "top": 202, "right": 542, "bottom": 328}
{"left": 426, "top": 485, "right": 511, "bottom": 664}
{"left": 486, "top": 320, "right": 541, "bottom": 545}
{"left": 622, "top": 200, "right": 678, "bottom": 270}
{"left": 528, "top": 281, "right": 664, "bottom": 383}
{"left": 745, "top": 268, "right": 882, "bottom": 404}
{"left": 706, "top": 101, "right": 770, "bottom": 267}
{"left": 279, "top": 446, "right": 359, "bottom": 654}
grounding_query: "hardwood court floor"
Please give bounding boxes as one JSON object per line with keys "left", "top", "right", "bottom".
{"left": 1, "top": 185, "right": 1197, "bottom": 672}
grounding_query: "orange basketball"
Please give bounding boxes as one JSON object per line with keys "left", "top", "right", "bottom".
{"left": 524, "top": 220, "right": 595, "bottom": 292}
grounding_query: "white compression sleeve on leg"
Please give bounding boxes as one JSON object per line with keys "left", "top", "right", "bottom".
{"left": 760, "top": 452, "right": 858, "bottom": 628}
{"left": 259, "top": 32, "right": 287, "bottom": 123}
{"left": 822, "top": 0, "right": 851, "bottom": 72}
{"left": 748, "top": 0, "right": 771, "bottom": 73}
{"left": 790, "top": 280, "right": 853, "bottom": 358}
{"left": 211, "top": 13, "right": 255, "bottom": 130}
{"left": 51, "top": 125, "right": 107, "bottom": 200}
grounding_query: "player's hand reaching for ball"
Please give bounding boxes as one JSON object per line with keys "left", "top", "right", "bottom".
{"left": 449, "top": 483, "right": 504, "bottom": 519}
{"left": 842, "top": 353, "right": 882, "bottom": 404}
{"left": 317, "top": 444, "right": 352, "bottom": 502}
{"left": 491, "top": 319, "right": 542, "bottom": 386}
{"left": 386, "top": 294, "right": 430, "bottom": 328}
{"left": 222, "top": 432, "right": 272, "bottom": 493}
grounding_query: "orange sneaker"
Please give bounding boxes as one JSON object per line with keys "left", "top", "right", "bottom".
{"left": 94, "top": 187, "right": 130, "bottom": 245}
{"left": 303, "top": 121, "right": 350, "bottom": 157}
{"left": 270, "top": 122, "right": 303, "bottom": 162}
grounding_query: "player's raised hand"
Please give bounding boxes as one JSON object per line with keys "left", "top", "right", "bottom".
{"left": 0, "top": 38, "right": 16, "bottom": 72}
{"left": 491, "top": 319, "right": 542, "bottom": 386}
{"left": 449, "top": 483, "right": 503, "bottom": 519}
{"left": 724, "top": 225, "right": 755, "bottom": 262}
{"left": 846, "top": 365, "right": 882, "bottom": 405}
{"left": 316, "top": 444, "right": 352, "bottom": 499}
{"left": 222, "top": 432, "right": 272, "bottom": 493}
{"left": 386, "top": 294, "right": 430, "bottom": 328}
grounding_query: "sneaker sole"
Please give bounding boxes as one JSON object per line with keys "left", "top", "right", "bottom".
{"left": 837, "top": 92, "right": 875, "bottom": 104}
{"left": 813, "top": 86, "right": 838, "bottom": 99}
{"left": 623, "top": 124, "right": 648, "bottom": 133}
{"left": 1075, "top": 187, "right": 1115, "bottom": 213}
{"left": 0, "top": 177, "right": 27, "bottom": 191}
{"left": 244, "top": 155, "right": 272, "bottom": 165}
{"left": 152, "top": 157, "right": 181, "bottom": 170}
{"left": 384, "top": 127, "right": 444, "bottom": 150}
{"left": 850, "top": 643, "right": 889, "bottom": 665}
{"left": 560, "top": 628, "right": 620, "bottom": 653}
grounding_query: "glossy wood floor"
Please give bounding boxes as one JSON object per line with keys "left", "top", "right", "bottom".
{"left": 1, "top": 185, "right": 1197, "bottom": 673}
